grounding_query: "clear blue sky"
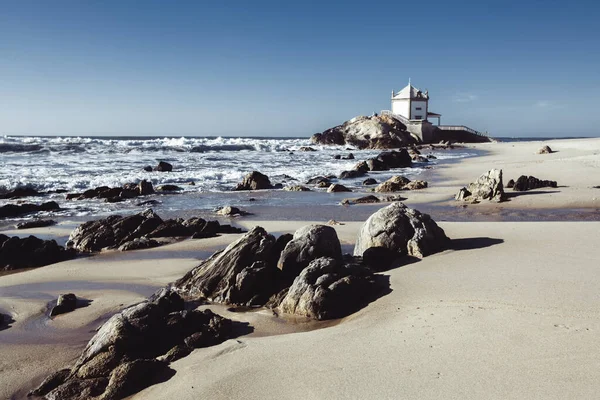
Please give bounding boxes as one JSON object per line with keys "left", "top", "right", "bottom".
{"left": 1, "top": 0, "right": 599, "bottom": 137}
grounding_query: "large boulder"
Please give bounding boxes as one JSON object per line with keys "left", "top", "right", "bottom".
{"left": 0, "top": 234, "right": 75, "bottom": 270}
{"left": 455, "top": 169, "right": 505, "bottom": 203}
{"left": 512, "top": 175, "right": 558, "bottom": 191}
{"left": 353, "top": 202, "right": 449, "bottom": 259}
{"left": 327, "top": 184, "right": 352, "bottom": 193}
{"left": 31, "top": 289, "right": 233, "bottom": 400}
{"left": 274, "top": 257, "right": 380, "bottom": 320}
{"left": 311, "top": 115, "right": 416, "bottom": 149}
{"left": 277, "top": 224, "right": 343, "bottom": 279}
{"left": 175, "top": 227, "right": 280, "bottom": 306}
{"left": 234, "top": 171, "right": 273, "bottom": 191}
{"left": 374, "top": 176, "right": 410, "bottom": 192}
{"left": 154, "top": 161, "right": 173, "bottom": 172}
{"left": 375, "top": 150, "right": 412, "bottom": 168}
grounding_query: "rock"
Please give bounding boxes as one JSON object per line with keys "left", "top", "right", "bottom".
{"left": 148, "top": 219, "right": 192, "bottom": 238}
{"left": 234, "top": 171, "right": 273, "bottom": 191}
{"left": 1, "top": 312, "right": 14, "bottom": 331}
{"left": 362, "top": 246, "right": 399, "bottom": 272}
{"left": 374, "top": 176, "right": 411, "bottom": 192}
{"left": 311, "top": 115, "right": 416, "bottom": 149}
{"left": 33, "top": 289, "right": 232, "bottom": 400}
{"left": 512, "top": 175, "right": 558, "bottom": 191}
{"left": 366, "top": 158, "right": 390, "bottom": 171}
{"left": 274, "top": 257, "right": 380, "bottom": 320}
{"left": 157, "top": 184, "right": 182, "bottom": 192}
{"left": 50, "top": 293, "right": 78, "bottom": 316}
{"left": 154, "top": 161, "right": 173, "bottom": 172}
{"left": 341, "top": 195, "right": 380, "bottom": 205}
{"left": 427, "top": 154, "right": 437, "bottom": 159}
{"left": 353, "top": 202, "right": 449, "bottom": 259}
{"left": 174, "top": 227, "right": 280, "bottom": 306}
{"left": 376, "top": 149, "right": 412, "bottom": 168}
{"left": 0, "top": 234, "right": 75, "bottom": 270}
{"left": 338, "top": 170, "right": 366, "bottom": 180}
{"left": 455, "top": 169, "right": 505, "bottom": 203}
{"left": 0, "top": 201, "right": 60, "bottom": 219}
{"left": 216, "top": 206, "right": 247, "bottom": 216}
{"left": 143, "top": 165, "right": 153, "bottom": 172}
{"left": 537, "top": 145, "right": 553, "bottom": 154}
{"left": 277, "top": 224, "right": 343, "bottom": 279}
{"left": 353, "top": 161, "right": 370, "bottom": 173}
{"left": 326, "top": 220, "right": 343, "bottom": 226}
{"left": 342, "top": 153, "right": 355, "bottom": 160}
{"left": 118, "top": 237, "right": 161, "bottom": 251}
{"left": 403, "top": 180, "right": 428, "bottom": 190}
{"left": 0, "top": 187, "right": 40, "bottom": 199}
{"left": 506, "top": 179, "right": 515, "bottom": 189}
{"left": 363, "top": 178, "right": 377, "bottom": 185}
{"left": 284, "top": 185, "right": 311, "bottom": 192}
{"left": 306, "top": 176, "right": 331, "bottom": 186}
{"left": 381, "top": 194, "right": 408, "bottom": 202}
{"left": 327, "top": 184, "right": 352, "bottom": 193}
{"left": 299, "top": 146, "right": 316, "bottom": 151}
{"left": 137, "top": 180, "right": 154, "bottom": 195}
{"left": 16, "top": 219, "right": 56, "bottom": 229}
{"left": 333, "top": 154, "right": 341, "bottom": 160}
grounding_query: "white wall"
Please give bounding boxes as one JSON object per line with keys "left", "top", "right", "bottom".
{"left": 392, "top": 99, "right": 410, "bottom": 119}
{"left": 411, "top": 101, "right": 428, "bottom": 120}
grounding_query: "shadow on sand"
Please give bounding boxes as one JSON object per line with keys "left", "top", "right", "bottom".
{"left": 449, "top": 237, "right": 504, "bottom": 250}
{"left": 505, "top": 190, "right": 561, "bottom": 199}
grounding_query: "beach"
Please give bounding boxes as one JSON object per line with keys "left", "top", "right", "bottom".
{"left": 1, "top": 137, "right": 600, "bottom": 399}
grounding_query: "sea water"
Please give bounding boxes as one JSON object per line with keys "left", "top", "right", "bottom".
{"left": 0, "top": 135, "right": 476, "bottom": 223}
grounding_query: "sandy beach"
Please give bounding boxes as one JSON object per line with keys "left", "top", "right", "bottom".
{"left": 2, "top": 138, "right": 600, "bottom": 399}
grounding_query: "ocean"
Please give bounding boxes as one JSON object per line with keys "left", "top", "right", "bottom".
{"left": 0, "top": 135, "right": 476, "bottom": 224}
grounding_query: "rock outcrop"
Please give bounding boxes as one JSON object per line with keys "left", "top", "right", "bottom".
{"left": 275, "top": 257, "right": 380, "bottom": 320}
{"left": 327, "top": 184, "right": 351, "bottom": 193}
{"left": 0, "top": 234, "right": 76, "bottom": 271}
{"left": 455, "top": 169, "right": 505, "bottom": 203}
{"left": 30, "top": 289, "right": 233, "bottom": 400}
{"left": 277, "top": 224, "right": 343, "bottom": 279}
{"left": 50, "top": 293, "right": 78, "bottom": 317}
{"left": 373, "top": 176, "right": 427, "bottom": 192}
{"left": 537, "top": 145, "right": 553, "bottom": 154}
{"left": 0, "top": 201, "right": 60, "bottom": 219}
{"left": 66, "top": 180, "right": 155, "bottom": 202}
{"left": 0, "top": 187, "right": 41, "bottom": 199}
{"left": 67, "top": 209, "right": 244, "bottom": 253}
{"left": 174, "top": 227, "right": 281, "bottom": 306}
{"left": 353, "top": 202, "right": 449, "bottom": 259}
{"left": 512, "top": 175, "right": 558, "bottom": 191}
{"left": 16, "top": 219, "right": 56, "bottom": 229}
{"left": 284, "top": 185, "right": 311, "bottom": 192}
{"left": 341, "top": 195, "right": 381, "bottom": 205}
{"left": 234, "top": 171, "right": 274, "bottom": 191}
{"left": 311, "top": 115, "right": 416, "bottom": 149}
{"left": 154, "top": 161, "right": 173, "bottom": 172}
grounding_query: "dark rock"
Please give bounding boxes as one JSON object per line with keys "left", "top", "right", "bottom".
{"left": 148, "top": 219, "right": 192, "bottom": 238}
{"left": 0, "top": 235, "right": 75, "bottom": 270}
{"left": 234, "top": 171, "right": 273, "bottom": 191}
{"left": 137, "top": 180, "right": 154, "bottom": 195}
{"left": 455, "top": 169, "right": 505, "bottom": 203}
{"left": 274, "top": 257, "right": 381, "bottom": 320}
{"left": 0, "top": 201, "right": 60, "bottom": 219}
{"left": 118, "top": 238, "right": 161, "bottom": 251}
{"left": 143, "top": 165, "right": 153, "bottom": 172}
{"left": 277, "top": 224, "right": 342, "bottom": 279}
{"left": 333, "top": 154, "right": 341, "bottom": 160}
{"left": 353, "top": 161, "right": 370, "bottom": 173}
{"left": 175, "top": 227, "right": 280, "bottom": 306}
{"left": 154, "top": 161, "right": 173, "bottom": 172}
{"left": 299, "top": 146, "right": 316, "bottom": 152}
{"left": 50, "top": 293, "right": 78, "bottom": 316}
{"left": 362, "top": 178, "right": 377, "bottom": 185}
{"left": 33, "top": 289, "right": 232, "bottom": 400}
{"left": 354, "top": 202, "right": 449, "bottom": 259}
{"left": 362, "top": 246, "right": 400, "bottom": 272}
{"left": 338, "top": 170, "right": 366, "bottom": 180}
{"left": 342, "top": 153, "right": 355, "bottom": 160}
{"left": 0, "top": 187, "right": 40, "bottom": 199}
{"left": 376, "top": 149, "right": 412, "bottom": 168}
{"left": 506, "top": 179, "right": 515, "bottom": 189}
{"left": 306, "top": 176, "right": 330, "bottom": 185}
{"left": 284, "top": 185, "right": 311, "bottom": 191}
{"left": 157, "top": 184, "right": 183, "bottom": 192}
{"left": 327, "top": 184, "right": 352, "bottom": 193}
{"left": 341, "top": 195, "right": 380, "bottom": 205}
{"left": 366, "top": 158, "right": 390, "bottom": 171}
{"left": 537, "top": 145, "right": 553, "bottom": 154}
{"left": 512, "top": 175, "right": 558, "bottom": 191}
{"left": 16, "top": 219, "right": 56, "bottom": 229}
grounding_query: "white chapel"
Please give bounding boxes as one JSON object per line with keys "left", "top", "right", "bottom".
{"left": 390, "top": 80, "right": 442, "bottom": 125}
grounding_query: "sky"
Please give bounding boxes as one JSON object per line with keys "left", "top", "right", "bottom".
{"left": 1, "top": 0, "right": 599, "bottom": 137}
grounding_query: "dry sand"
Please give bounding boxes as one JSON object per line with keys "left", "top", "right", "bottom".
{"left": 1, "top": 138, "right": 600, "bottom": 399}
